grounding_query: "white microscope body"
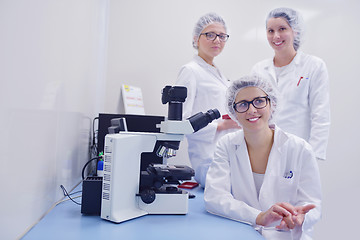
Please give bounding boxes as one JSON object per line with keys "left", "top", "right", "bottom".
{"left": 100, "top": 86, "right": 220, "bottom": 223}
{"left": 101, "top": 122, "right": 192, "bottom": 223}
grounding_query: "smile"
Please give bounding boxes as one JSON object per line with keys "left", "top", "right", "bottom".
{"left": 274, "top": 41, "right": 284, "bottom": 46}
{"left": 248, "top": 117, "right": 260, "bottom": 122}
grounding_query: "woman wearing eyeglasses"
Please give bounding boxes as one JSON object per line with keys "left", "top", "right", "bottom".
{"left": 176, "top": 13, "right": 239, "bottom": 187}
{"left": 204, "top": 75, "right": 321, "bottom": 240}
{"left": 251, "top": 7, "right": 331, "bottom": 161}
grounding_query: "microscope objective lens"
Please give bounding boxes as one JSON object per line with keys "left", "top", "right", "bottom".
{"left": 156, "top": 146, "right": 167, "bottom": 157}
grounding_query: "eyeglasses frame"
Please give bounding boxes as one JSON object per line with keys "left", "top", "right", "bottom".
{"left": 200, "top": 32, "right": 229, "bottom": 42}
{"left": 233, "top": 96, "right": 270, "bottom": 113}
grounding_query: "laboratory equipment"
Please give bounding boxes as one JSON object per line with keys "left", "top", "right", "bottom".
{"left": 101, "top": 85, "right": 220, "bottom": 223}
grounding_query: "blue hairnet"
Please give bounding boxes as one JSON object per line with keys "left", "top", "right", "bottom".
{"left": 226, "top": 75, "right": 280, "bottom": 126}
{"left": 266, "top": 7, "right": 305, "bottom": 51}
{"left": 192, "top": 13, "right": 227, "bottom": 50}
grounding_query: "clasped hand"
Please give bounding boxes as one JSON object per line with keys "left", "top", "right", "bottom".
{"left": 256, "top": 202, "right": 315, "bottom": 230}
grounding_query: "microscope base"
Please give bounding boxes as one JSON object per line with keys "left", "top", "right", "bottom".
{"left": 102, "top": 192, "right": 189, "bottom": 223}
{"left": 138, "top": 191, "right": 189, "bottom": 214}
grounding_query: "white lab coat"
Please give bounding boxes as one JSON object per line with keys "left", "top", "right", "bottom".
{"left": 204, "top": 125, "right": 322, "bottom": 240}
{"left": 176, "top": 55, "right": 231, "bottom": 186}
{"left": 251, "top": 51, "right": 331, "bottom": 160}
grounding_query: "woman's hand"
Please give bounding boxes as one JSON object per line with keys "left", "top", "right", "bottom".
{"left": 217, "top": 119, "right": 241, "bottom": 132}
{"left": 256, "top": 202, "right": 298, "bottom": 228}
{"left": 276, "top": 204, "right": 316, "bottom": 230}
{"left": 261, "top": 203, "right": 316, "bottom": 231}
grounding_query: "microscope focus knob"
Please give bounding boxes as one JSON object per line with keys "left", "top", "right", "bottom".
{"left": 138, "top": 189, "right": 156, "bottom": 204}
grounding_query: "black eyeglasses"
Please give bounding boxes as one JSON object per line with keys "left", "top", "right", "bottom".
{"left": 200, "top": 32, "right": 229, "bottom": 42}
{"left": 233, "top": 96, "right": 269, "bottom": 113}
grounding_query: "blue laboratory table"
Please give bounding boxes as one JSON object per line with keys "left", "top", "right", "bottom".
{"left": 23, "top": 184, "right": 264, "bottom": 240}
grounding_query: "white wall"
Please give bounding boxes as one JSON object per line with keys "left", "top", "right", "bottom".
{"left": 105, "top": 0, "right": 360, "bottom": 239}
{"left": 1, "top": 0, "right": 359, "bottom": 239}
{"left": 0, "top": 0, "right": 109, "bottom": 239}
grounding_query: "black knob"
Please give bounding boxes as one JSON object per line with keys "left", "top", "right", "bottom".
{"left": 138, "top": 189, "right": 156, "bottom": 204}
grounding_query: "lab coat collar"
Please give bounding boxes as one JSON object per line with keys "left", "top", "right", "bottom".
{"left": 262, "top": 51, "right": 304, "bottom": 82}
{"left": 264, "top": 124, "right": 289, "bottom": 173}
{"left": 292, "top": 51, "right": 304, "bottom": 66}
{"left": 272, "top": 124, "right": 289, "bottom": 150}
{"left": 230, "top": 124, "right": 289, "bottom": 147}
{"left": 193, "top": 54, "right": 214, "bottom": 68}
{"left": 193, "top": 54, "right": 205, "bottom": 65}
{"left": 228, "top": 125, "right": 291, "bottom": 211}
{"left": 231, "top": 124, "right": 290, "bottom": 178}
{"left": 232, "top": 131, "right": 260, "bottom": 208}
{"left": 192, "top": 55, "right": 229, "bottom": 86}
{"left": 263, "top": 51, "right": 304, "bottom": 69}
{"left": 232, "top": 125, "right": 291, "bottom": 210}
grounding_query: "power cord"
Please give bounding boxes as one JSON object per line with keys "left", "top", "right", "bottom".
{"left": 90, "top": 117, "right": 99, "bottom": 157}
{"left": 60, "top": 117, "right": 101, "bottom": 206}
{"left": 81, "top": 156, "right": 102, "bottom": 180}
{"left": 60, "top": 185, "right": 81, "bottom": 205}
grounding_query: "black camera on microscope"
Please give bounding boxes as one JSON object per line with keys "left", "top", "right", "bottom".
{"left": 161, "top": 85, "right": 220, "bottom": 129}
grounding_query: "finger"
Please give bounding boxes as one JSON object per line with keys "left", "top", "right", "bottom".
{"left": 301, "top": 204, "right": 316, "bottom": 213}
{"left": 272, "top": 205, "right": 295, "bottom": 229}
{"left": 258, "top": 210, "right": 282, "bottom": 226}
{"left": 269, "top": 210, "right": 284, "bottom": 221}
{"left": 276, "top": 220, "right": 288, "bottom": 230}
{"left": 278, "top": 202, "right": 298, "bottom": 215}
{"left": 296, "top": 204, "right": 316, "bottom": 214}
{"left": 292, "top": 215, "right": 303, "bottom": 226}
{"left": 272, "top": 204, "right": 292, "bottom": 218}
{"left": 282, "top": 214, "right": 295, "bottom": 229}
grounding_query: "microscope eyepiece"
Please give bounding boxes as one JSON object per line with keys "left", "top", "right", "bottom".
{"left": 187, "top": 109, "right": 221, "bottom": 132}
{"left": 205, "top": 109, "right": 221, "bottom": 121}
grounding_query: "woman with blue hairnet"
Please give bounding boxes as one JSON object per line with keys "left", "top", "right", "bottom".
{"left": 204, "top": 75, "right": 321, "bottom": 240}
{"left": 251, "top": 7, "right": 330, "bottom": 161}
{"left": 176, "top": 13, "right": 239, "bottom": 187}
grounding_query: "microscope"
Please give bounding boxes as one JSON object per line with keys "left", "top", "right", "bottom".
{"left": 101, "top": 85, "right": 220, "bottom": 223}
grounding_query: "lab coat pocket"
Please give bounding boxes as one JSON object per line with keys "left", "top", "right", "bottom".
{"left": 276, "top": 177, "right": 296, "bottom": 202}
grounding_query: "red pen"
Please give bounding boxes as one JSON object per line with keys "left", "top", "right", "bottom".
{"left": 297, "top": 76, "right": 303, "bottom": 86}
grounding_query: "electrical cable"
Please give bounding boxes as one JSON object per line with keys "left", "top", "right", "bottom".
{"left": 68, "top": 190, "right": 82, "bottom": 196}
{"left": 81, "top": 117, "right": 101, "bottom": 180}
{"left": 81, "top": 156, "right": 101, "bottom": 180}
{"left": 92, "top": 117, "right": 99, "bottom": 156}
{"left": 18, "top": 181, "right": 82, "bottom": 239}
{"left": 58, "top": 117, "right": 101, "bottom": 207}
{"left": 60, "top": 184, "right": 81, "bottom": 205}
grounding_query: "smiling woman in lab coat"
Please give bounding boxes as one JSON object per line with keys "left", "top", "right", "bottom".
{"left": 204, "top": 75, "right": 322, "bottom": 240}
{"left": 176, "top": 13, "right": 239, "bottom": 187}
{"left": 251, "top": 7, "right": 330, "bottom": 161}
